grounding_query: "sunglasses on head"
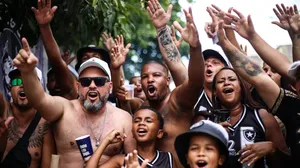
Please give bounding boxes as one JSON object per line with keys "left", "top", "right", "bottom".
{"left": 11, "top": 78, "right": 23, "bottom": 86}
{"left": 79, "top": 77, "right": 109, "bottom": 87}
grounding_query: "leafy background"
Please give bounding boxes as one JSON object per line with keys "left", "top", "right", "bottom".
{"left": 1, "top": 0, "right": 194, "bottom": 79}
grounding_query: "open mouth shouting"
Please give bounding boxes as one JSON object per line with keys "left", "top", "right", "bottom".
{"left": 205, "top": 69, "right": 213, "bottom": 77}
{"left": 18, "top": 91, "right": 27, "bottom": 100}
{"left": 147, "top": 85, "right": 157, "bottom": 97}
{"left": 137, "top": 128, "right": 148, "bottom": 137}
{"left": 195, "top": 160, "right": 208, "bottom": 168}
{"left": 87, "top": 91, "right": 99, "bottom": 101}
{"left": 223, "top": 87, "right": 234, "bottom": 95}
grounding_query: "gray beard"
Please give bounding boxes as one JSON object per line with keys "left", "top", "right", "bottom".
{"left": 80, "top": 90, "right": 109, "bottom": 113}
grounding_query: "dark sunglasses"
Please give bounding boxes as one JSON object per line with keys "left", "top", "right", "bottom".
{"left": 11, "top": 78, "right": 23, "bottom": 86}
{"left": 79, "top": 77, "right": 109, "bottom": 87}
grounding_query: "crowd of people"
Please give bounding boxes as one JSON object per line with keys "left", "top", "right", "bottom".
{"left": 0, "top": 0, "right": 300, "bottom": 167}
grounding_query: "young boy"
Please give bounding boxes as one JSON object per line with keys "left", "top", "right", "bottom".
{"left": 175, "top": 120, "right": 229, "bottom": 168}
{"left": 86, "top": 106, "right": 173, "bottom": 168}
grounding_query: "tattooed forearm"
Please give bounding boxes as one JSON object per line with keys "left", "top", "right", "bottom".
{"left": 226, "top": 49, "right": 263, "bottom": 76}
{"left": 158, "top": 26, "right": 180, "bottom": 62}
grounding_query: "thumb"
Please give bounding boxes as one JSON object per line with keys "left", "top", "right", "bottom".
{"left": 52, "top": 6, "right": 58, "bottom": 13}
{"left": 5, "top": 117, "right": 14, "bottom": 127}
{"left": 22, "top": 38, "right": 31, "bottom": 55}
{"left": 173, "top": 21, "right": 183, "bottom": 33}
{"left": 167, "top": 4, "right": 173, "bottom": 16}
{"left": 247, "top": 15, "right": 254, "bottom": 30}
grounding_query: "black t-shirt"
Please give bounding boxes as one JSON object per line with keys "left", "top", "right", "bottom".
{"left": 271, "top": 88, "right": 300, "bottom": 163}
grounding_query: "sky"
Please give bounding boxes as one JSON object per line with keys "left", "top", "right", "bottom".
{"left": 178, "top": 0, "right": 300, "bottom": 66}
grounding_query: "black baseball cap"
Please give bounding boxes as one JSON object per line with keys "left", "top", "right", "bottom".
{"left": 75, "top": 45, "right": 110, "bottom": 71}
{"left": 203, "top": 49, "right": 228, "bottom": 66}
{"left": 175, "top": 120, "right": 229, "bottom": 167}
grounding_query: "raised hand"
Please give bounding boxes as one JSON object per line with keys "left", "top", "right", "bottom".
{"left": 104, "top": 129, "right": 126, "bottom": 144}
{"left": 123, "top": 150, "right": 148, "bottom": 168}
{"left": 173, "top": 8, "right": 199, "bottom": 47}
{"left": 287, "top": 5, "right": 300, "bottom": 34}
{"left": 114, "top": 35, "right": 131, "bottom": 58}
{"left": 13, "top": 38, "right": 39, "bottom": 73}
{"left": 32, "top": 0, "right": 57, "bottom": 26}
{"left": 272, "top": 4, "right": 290, "bottom": 30}
{"left": 147, "top": 0, "right": 173, "bottom": 30}
{"left": 207, "top": 5, "right": 233, "bottom": 24}
{"left": 110, "top": 45, "right": 127, "bottom": 69}
{"left": 61, "top": 50, "right": 76, "bottom": 65}
{"left": 171, "top": 25, "right": 183, "bottom": 50}
{"left": 102, "top": 32, "right": 116, "bottom": 51}
{"left": 224, "top": 9, "right": 256, "bottom": 40}
{"left": 237, "top": 142, "right": 274, "bottom": 166}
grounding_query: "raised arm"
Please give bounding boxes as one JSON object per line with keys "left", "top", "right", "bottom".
{"left": 225, "top": 8, "right": 291, "bottom": 78}
{"left": 172, "top": 7, "right": 204, "bottom": 110}
{"left": 32, "top": 0, "right": 77, "bottom": 99}
{"left": 217, "top": 20, "right": 280, "bottom": 109}
{"left": 13, "top": 38, "right": 65, "bottom": 122}
{"left": 147, "top": 0, "right": 188, "bottom": 86}
{"left": 110, "top": 35, "right": 130, "bottom": 97}
{"left": 287, "top": 5, "right": 300, "bottom": 62}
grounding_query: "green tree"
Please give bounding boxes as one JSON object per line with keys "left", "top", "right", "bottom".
{"left": 4, "top": 0, "right": 194, "bottom": 79}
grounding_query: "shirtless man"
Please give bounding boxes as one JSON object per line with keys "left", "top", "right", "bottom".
{"left": 13, "top": 38, "right": 135, "bottom": 168}
{"left": 0, "top": 68, "right": 55, "bottom": 168}
{"left": 144, "top": 1, "right": 205, "bottom": 167}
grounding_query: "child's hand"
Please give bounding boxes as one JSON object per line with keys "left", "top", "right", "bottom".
{"left": 105, "top": 130, "right": 127, "bottom": 144}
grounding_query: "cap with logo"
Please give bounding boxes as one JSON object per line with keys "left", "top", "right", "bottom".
{"left": 75, "top": 45, "right": 110, "bottom": 71}
{"left": 78, "top": 58, "right": 111, "bottom": 80}
{"left": 174, "top": 120, "right": 229, "bottom": 167}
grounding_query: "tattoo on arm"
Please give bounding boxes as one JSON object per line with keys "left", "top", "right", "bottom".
{"left": 158, "top": 26, "right": 180, "bottom": 62}
{"left": 297, "top": 34, "right": 300, "bottom": 39}
{"left": 227, "top": 49, "right": 263, "bottom": 76}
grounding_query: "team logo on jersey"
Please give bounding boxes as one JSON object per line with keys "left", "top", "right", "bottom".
{"left": 243, "top": 129, "right": 256, "bottom": 142}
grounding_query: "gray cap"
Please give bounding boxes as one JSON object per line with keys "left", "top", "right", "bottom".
{"left": 175, "top": 120, "right": 229, "bottom": 167}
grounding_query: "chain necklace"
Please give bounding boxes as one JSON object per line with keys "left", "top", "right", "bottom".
{"left": 84, "top": 107, "right": 107, "bottom": 147}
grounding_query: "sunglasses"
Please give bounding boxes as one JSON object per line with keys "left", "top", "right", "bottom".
{"left": 79, "top": 77, "right": 109, "bottom": 87}
{"left": 11, "top": 78, "right": 23, "bottom": 86}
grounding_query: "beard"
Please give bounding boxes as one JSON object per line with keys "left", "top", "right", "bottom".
{"left": 14, "top": 100, "right": 31, "bottom": 111}
{"left": 80, "top": 89, "right": 109, "bottom": 113}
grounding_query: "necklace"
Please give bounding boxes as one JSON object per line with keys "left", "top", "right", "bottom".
{"left": 84, "top": 107, "right": 107, "bottom": 147}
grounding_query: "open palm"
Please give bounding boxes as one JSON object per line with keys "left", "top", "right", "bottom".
{"left": 289, "top": 13, "right": 300, "bottom": 34}
{"left": 147, "top": 0, "right": 172, "bottom": 29}
{"left": 32, "top": 0, "right": 57, "bottom": 25}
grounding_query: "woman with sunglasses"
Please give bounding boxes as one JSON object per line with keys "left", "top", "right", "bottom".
{"left": 212, "top": 67, "right": 290, "bottom": 168}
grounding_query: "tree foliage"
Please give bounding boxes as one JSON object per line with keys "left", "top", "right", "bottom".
{"left": 1, "top": 0, "right": 194, "bottom": 79}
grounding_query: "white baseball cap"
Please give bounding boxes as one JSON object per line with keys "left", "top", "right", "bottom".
{"left": 77, "top": 58, "right": 111, "bottom": 80}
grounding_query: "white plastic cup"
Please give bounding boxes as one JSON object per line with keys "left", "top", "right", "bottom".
{"left": 75, "top": 135, "right": 93, "bottom": 161}
{"left": 124, "top": 84, "right": 134, "bottom": 100}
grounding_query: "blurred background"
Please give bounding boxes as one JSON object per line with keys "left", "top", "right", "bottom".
{"left": 0, "top": 0, "right": 299, "bottom": 95}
